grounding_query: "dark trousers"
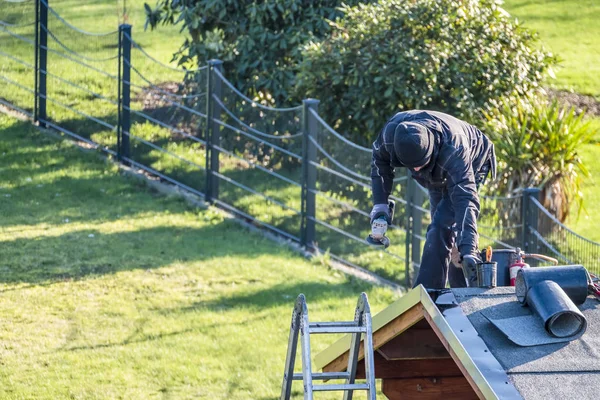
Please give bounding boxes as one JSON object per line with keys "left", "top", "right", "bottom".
{"left": 412, "top": 196, "right": 467, "bottom": 289}
{"left": 412, "top": 162, "right": 491, "bottom": 289}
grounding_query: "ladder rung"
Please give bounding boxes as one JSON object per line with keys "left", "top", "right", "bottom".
{"left": 313, "top": 383, "right": 370, "bottom": 392}
{"left": 309, "top": 326, "right": 367, "bottom": 334}
{"left": 292, "top": 372, "right": 351, "bottom": 381}
{"left": 309, "top": 321, "right": 357, "bottom": 328}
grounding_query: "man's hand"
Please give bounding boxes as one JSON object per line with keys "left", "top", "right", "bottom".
{"left": 367, "top": 203, "right": 395, "bottom": 248}
{"left": 461, "top": 253, "right": 481, "bottom": 287}
{"left": 451, "top": 245, "right": 461, "bottom": 268}
{"left": 369, "top": 204, "right": 391, "bottom": 225}
{"left": 369, "top": 204, "right": 391, "bottom": 240}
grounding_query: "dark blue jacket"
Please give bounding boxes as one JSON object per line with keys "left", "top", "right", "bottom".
{"left": 371, "top": 110, "right": 496, "bottom": 256}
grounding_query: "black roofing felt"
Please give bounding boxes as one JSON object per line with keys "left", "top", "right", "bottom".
{"left": 452, "top": 287, "right": 600, "bottom": 399}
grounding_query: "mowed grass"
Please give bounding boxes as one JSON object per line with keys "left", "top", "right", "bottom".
{"left": 0, "top": 114, "right": 397, "bottom": 399}
{"left": 1, "top": 0, "right": 598, "bottom": 243}
{"left": 1, "top": 0, "right": 412, "bottom": 282}
{"left": 502, "top": 0, "right": 600, "bottom": 98}
{"left": 496, "top": 1, "right": 600, "bottom": 240}
{"left": 565, "top": 117, "right": 600, "bottom": 240}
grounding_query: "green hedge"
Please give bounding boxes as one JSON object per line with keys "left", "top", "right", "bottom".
{"left": 296, "top": 0, "right": 556, "bottom": 144}
{"left": 145, "top": 0, "right": 377, "bottom": 105}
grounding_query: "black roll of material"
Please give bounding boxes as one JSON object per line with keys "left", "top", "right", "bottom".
{"left": 525, "top": 280, "right": 587, "bottom": 338}
{"left": 515, "top": 265, "right": 589, "bottom": 305}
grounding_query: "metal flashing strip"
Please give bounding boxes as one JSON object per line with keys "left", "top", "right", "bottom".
{"left": 423, "top": 289, "right": 523, "bottom": 400}
{"left": 314, "top": 286, "right": 523, "bottom": 400}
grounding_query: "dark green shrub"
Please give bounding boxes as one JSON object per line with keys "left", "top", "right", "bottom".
{"left": 144, "top": 0, "right": 376, "bottom": 105}
{"left": 296, "top": 0, "right": 556, "bottom": 145}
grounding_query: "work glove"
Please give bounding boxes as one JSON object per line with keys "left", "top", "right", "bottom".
{"left": 369, "top": 204, "right": 391, "bottom": 240}
{"left": 369, "top": 204, "right": 391, "bottom": 225}
{"left": 460, "top": 253, "right": 481, "bottom": 287}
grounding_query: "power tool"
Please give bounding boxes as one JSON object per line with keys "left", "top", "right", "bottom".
{"left": 366, "top": 200, "right": 395, "bottom": 248}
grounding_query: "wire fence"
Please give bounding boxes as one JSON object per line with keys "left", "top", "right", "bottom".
{"left": 528, "top": 197, "right": 600, "bottom": 270}
{"left": 308, "top": 106, "right": 414, "bottom": 281}
{"left": 0, "top": 0, "right": 35, "bottom": 116}
{"left": 1, "top": 0, "right": 599, "bottom": 284}
{"left": 478, "top": 194, "right": 524, "bottom": 250}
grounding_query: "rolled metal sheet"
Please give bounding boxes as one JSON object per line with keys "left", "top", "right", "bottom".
{"left": 515, "top": 265, "right": 588, "bottom": 305}
{"left": 526, "top": 280, "right": 587, "bottom": 338}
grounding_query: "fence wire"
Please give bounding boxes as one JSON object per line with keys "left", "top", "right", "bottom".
{"left": 40, "top": 2, "right": 119, "bottom": 152}
{"left": 529, "top": 198, "right": 600, "bottom": 274}
{"left": 126, "top": 44, "right": 208, "bottom": 198}
{"left": 210, "top": 68, "right": 304, "bottom": 242}
{"left": 0, "top": 0, "right": 34, "bottom": 27}
{"left": 310, "top": 111, "right": 413, "bottom": 283}
{"left": 2, "top": 3, "right": 599, "bottom": 287}
{"left": 0, "top": 0, "right": 35, "bottom": 114}
{"left": 478, "top": 195, "right": 523, "bottom": 250}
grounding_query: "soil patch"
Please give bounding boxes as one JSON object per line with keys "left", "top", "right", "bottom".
{"left": 133, "top": 82, "right": 203, "bottom": 140}
{"left": 548, "top": 89, "right": 600, "bottom": 117}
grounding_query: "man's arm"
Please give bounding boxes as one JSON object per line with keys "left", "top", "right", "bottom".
{"left": 439, "top": 146, "right": 480, "bottom": 257}
{"left": 371, "top": 131, "right": 395, "bottom": 205}
{"left": 428, "top": 187, "right": 443, "bottom": 219}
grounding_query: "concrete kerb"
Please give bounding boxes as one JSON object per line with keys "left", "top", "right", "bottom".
{"left": 0, "top": 105, "right": 405, "bottom": 295}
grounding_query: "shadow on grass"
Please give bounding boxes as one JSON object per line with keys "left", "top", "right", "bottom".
{"left": 168, "top": 280, "right": 369, "bottom": 315}
{"left": 0, "top": 121, "right": 191, "bottom": 227}
{"left": 58, "top": 312, "right": 273, "bottom": 353}
{"left": 0, "top": 220, "right": 291, "bottom": 285}
{"left": 0, "top": 170, "right": 193, "bottom": 228}
{"left": 2, "top": 109, "right": 404, "bottom": 285}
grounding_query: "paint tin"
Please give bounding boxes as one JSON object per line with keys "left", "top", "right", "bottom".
{"left": 477, "top": 262, "right": 498, "bottom": 288}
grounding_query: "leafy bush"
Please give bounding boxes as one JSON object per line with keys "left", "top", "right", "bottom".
{"left": 144, "top": 0, "right": 376, "bottom": 105}
{"left": 483, "top": 98, "right": 596, "bottom": 222}
{"left": 296, "top": 0, "right": 556, "bottom": 145}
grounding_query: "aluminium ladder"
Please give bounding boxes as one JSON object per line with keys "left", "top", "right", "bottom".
{"left": 280, "top": 292, "right": 376, "bottom": 400}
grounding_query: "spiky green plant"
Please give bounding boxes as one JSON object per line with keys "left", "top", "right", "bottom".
{"left": 483, "top": 98, "right": 597, "bottom": 222}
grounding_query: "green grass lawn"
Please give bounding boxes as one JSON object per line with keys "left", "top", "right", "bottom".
{"left": 1, "top": 0, "right": 598, "bottom": 244}
{"left": 0, "top": 114, "right": 396, "bottom": 399}
{"left": 565, "top": 118, "right": 600, "bottom": 240}
{"left": 500, "top": 0, "right": 600, "bottom": 240}
{"left": 1, "top": 0, "right": 413, "bottom": 283}
{"left": 502, "top": 0, "right": 600, "bottom": 98}
{"left": 2, "top": 2, "right": 598, "bottom": 397}
{"left": 43, "top": 0, "right": 600, "bottom": 99}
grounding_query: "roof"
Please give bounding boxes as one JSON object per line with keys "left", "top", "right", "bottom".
{"left": 454, "top": 287, "right": 600, "bottom": 399}
{"left": 315, "top": 285, "right": 600, "bottom": 400}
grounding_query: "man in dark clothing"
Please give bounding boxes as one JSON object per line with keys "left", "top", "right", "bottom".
{"left": 369, "top": 110, "right": 496, "bottom": 288}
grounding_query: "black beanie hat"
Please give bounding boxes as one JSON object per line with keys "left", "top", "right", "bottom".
{"left": 393, "top": 122, "right": 433, "bottom": 168}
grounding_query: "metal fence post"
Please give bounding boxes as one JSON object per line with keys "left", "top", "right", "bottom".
{"left": 36, "top": 0, "right": 48, "bottom": 127}
{"left": 205, "top": 59, "right": 223, "bottom": 203}
{"left": 118, "top": 24, "right": 132, "bottom": 163}
{"left": 404, "top": 211, "right": 413, "bottom": 288}
{"left": 34, "top": 0, "right": 39, "bottom": 121}
{"left": 410, "top": 177, "right": 424, "bottom": 281}
{"left": 300, "top": 99, "right": 319, "bottom": 249}
{"left": 522, "top": 187, "right": 541, "bottom": 253}
{"left": 404, "top": 174, "right": 416, "bottom": 287}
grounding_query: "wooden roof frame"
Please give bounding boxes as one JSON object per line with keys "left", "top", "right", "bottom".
{"left": 314, "top": 285, "right": 523, "bottom": 400}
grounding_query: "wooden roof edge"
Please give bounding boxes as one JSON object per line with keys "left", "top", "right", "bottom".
{"left": 314, "top": 287, "right": 524, "bottom": 400}
{"left": 314, "top": 285, "right": 427, "bottom": 371}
